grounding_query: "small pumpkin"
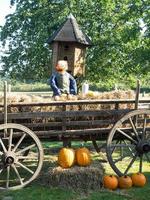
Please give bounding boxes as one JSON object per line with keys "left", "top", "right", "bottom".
{"left": 131, "top": 173, "right": 146, "bottom": 187}
{"left": 103, "top": 175, "right": 118, "bottom": 190}
{"left": 58, "top": 148, "right": 75, "bottom": 168}
{"left": 76, "top": 147, "right": 91, "bottom": 166}
{"left": 118, "top": 175, "right": 132, "bottom": 189}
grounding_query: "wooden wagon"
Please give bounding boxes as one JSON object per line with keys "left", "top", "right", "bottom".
{"left": 0, "top": 83, "right": 150, "bottom": 190}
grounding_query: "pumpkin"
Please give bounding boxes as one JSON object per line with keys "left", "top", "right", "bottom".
{"left": 118, "top": 175, "right": 132, "bottom": 189}
{"left": 75, "top": 147, "right": 91, "bottom": 166}
{"left": 103, "top": 175, "right": 118, "bottom": 190}
{"left": 58, "top": 148, "right": 75, "bottom": 168}
{"left": 131, "top": 173, "right": 146, "bottom": 187}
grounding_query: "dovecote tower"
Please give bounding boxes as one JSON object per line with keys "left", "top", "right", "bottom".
{"left": 47, "top": 14, "right": 92, "bottom": 77}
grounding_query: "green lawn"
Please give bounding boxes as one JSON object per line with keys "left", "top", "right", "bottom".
{"left": 1, "top": 176, "right": 150, "bottom": 200}
{"left": 0, "top": 142, "right": 149, "bottom": 200}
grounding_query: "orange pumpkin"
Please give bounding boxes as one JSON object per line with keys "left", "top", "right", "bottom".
{"left": 103, "top": 175, "right": 118, "bottom": 190}
{"left": 58, "top": 148, "right": 75, "bottom": 168}
{"left": 131, "top": 173, "right": 146, "bottom": 187}
{"left": 118, "top": 175, "right": 132, "bottom": 189}
{"left": 76, "top": 147, "right": 91, "bottom": 166}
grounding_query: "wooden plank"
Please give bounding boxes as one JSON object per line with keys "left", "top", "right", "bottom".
{"left": 3, "top": 128, "right": 110, "bottom": 142}
{"left": 19, "top": 119, "right": 117, "bottom": 129}
{"left": 3, "top": 127, "right": 150, "bottom": 139}
{"left": 0, "top": 99, "right": 138, "bottom": 107}
{"left": 0, "top": 98, "right": 150, "bottom": 108}
{"left": 13, "top": 127, "right": 111, "bottom": 137}
{"left": 0, "top": 109, "right": 132, "bottom": 120}
{"left": 46, "top": 126, "right": 150, "bottom": 136}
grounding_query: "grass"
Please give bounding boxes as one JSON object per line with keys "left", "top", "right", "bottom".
{"left": 0, "top": 80, "right": 50, "bottom": 92}
{"left": 0, "top": 78, "right": 150, "bottom": 94}
{"left": 11, "top": 82, "right": 50, "bottom": 92}
{"left": 0, "top": 141, "right": 149, "bottom": 200}
{"left": 1, "top": 175, "right": 150, "bottom": 200}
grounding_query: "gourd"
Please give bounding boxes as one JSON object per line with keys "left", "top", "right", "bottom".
{"left": 103, "top": 175, "right": 118, "bottom": 190}
{"left": 118, "top": 175, "right": 132, "bottom": 189}
{"left": 75, "top": 147, "right": 91, "bottom": 166}
{"left": 58, "top": 148, "right": 75, "bottom": 168}
{"left": 131, "top": 173, "right": 146, "bottom": 187}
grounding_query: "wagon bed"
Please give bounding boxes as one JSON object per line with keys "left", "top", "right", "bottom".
{"left": 0, "top": 97, "right": 150, "bottom": 190}
{"left": 0, "top": 99, "right": 149, "bottom": 142}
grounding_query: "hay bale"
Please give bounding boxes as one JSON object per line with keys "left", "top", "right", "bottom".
{"left": 19, "top": 95, "right": 32, "bottom": 103}
{"left": 31, "top": 95, "right": 44, "bottom": 103}
{"left": 40, "top": 163, "right": 104, "bottom": 191}
{"left": 0, "top": 95, "right": 3, "bottom": 103}
{"left": 7, "top": 94, "right": 20, "bottom": 103}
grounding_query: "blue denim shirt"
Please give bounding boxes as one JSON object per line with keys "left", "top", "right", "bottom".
{"left": 49, "top": 72, "right": 77, "bottom": 96}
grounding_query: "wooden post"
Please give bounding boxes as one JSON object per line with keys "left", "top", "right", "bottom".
{"left": 8, "top": 84, "right": 11, "bottom": 93}
{"left": 134, "top": 80, "right": 140, "bottom": 127}
{"left": 135, "top": 79, "right": 140, "bottom": 110}
{"left": 115, "top": 102, "right": 119, "bottom": 110}
{"left": 4, "top": 81, "right": 7, "bottom": 125}
{"left": 62, "top": 104, "right": 71, "bottom": 147}
{"left": 4, "top": 81, "right": 8, "bottom": 137}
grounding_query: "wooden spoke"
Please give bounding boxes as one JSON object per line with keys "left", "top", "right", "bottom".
{"left": 145, "top": 154, "right": 150, "bottom": 163}
{"left": 12, "top": 164, "right": 23, "bottom": 185}
{"left": 0, "top": 138, "right": 7, "bottom": 153}
{"left": 8, "top": 129, "right": 13, "bottom": 151}
{"left": 129, "top": 117, "right": 140, "bottom": 141}
{"left": 142, "top": 116, "right": 146, "bottom": 140}
{"left": 116, "top": 128, "right": 137, "bottom": 144}
{"left": 107, "top": 110, "right": 150, "bottom": 176}
{"left": 17, "top": 156, "right": 38, "bottom": 160}
{"left": 124, "top": 153, "right": 138, "bottom": 175}
{"left": 0, "top": 123, "right": 43, "bottom": 190}
{"left": 146, "top": 130, "right": 150, "bottom": 140}
{"left": 16, "top": 144, "right": 36, "bottom": 155}
{"left": 114, "top": 155, "right": 127, "bottom": 164}
{"left": 123, "top": 140, "right": 135, "bottom": 156}
{"left": 110, "top": 140, "right": 120, "bottom": 154}
{"left": 0, "top": 166, "right": 4, "bottom": 174}
{"left": 6, "top": 166, "right": 10, "bottom": 188}
{"left": 110, "top": 144, "right": 134, "bottom": 148}
{"left": 139, "top": 155, "right": 143, "bottom": 173}
{"left": 16, "top": 161, "right": 34, "bottom": 174}
{"left": 13, "top": 133, "right": 26, "bottom": 152}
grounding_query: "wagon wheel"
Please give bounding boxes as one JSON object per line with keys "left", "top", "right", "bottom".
{"left": 0, "top": 123, "right": 44, "bottom": 190}
{"left": 107, "top": 110, "right": 150, "bottom": 176}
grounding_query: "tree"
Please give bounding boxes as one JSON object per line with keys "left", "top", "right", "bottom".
{"left": 0, "top": 0, "right": 149, "bottom": 86}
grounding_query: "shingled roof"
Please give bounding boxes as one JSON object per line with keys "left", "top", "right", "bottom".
{"left": 47, "top": 14, "right": 92, "bottom": 46}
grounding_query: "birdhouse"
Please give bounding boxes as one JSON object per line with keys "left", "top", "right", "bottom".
{"left": 47, "top": 14, "right": 92, "bottom": 77}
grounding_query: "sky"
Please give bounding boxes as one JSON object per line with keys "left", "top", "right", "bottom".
{"left": 0, "top": 0, "right": 16, "bottom": 69}
{"left": 0, "top": 0, "right": 16, "bottom": 26}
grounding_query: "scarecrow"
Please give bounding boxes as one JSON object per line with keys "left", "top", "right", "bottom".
{"left": 49, "top": 60, "right": 77, "bottom": 101}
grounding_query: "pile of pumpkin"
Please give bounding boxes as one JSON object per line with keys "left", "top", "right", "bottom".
{"left": 58, "top": 147, "right": 91, "bottom": 168}
{"left": 103, "top": 173, "right": 147, "bottom": 190}
{"left": 58, "top": 147, "right": 147, "bottom": 190}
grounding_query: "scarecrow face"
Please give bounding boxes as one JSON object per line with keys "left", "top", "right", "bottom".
{"left": 55, "top": 60, "right": 68, "bottom": 72}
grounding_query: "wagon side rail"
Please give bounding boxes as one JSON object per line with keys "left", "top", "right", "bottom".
{"left": 0, "top": 99, "right": 150, "bottom": 142}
